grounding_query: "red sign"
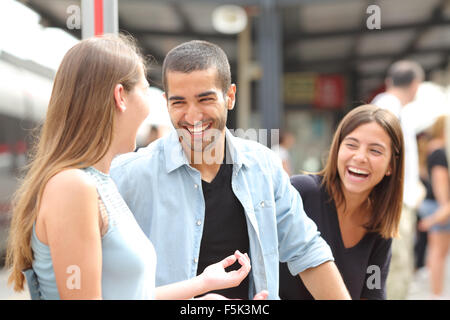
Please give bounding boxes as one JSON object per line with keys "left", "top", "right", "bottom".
{"left": 284, "top": 72, "right": 345, "bottom": 109}
{"left": 314, "top": 75, "right": 345, "bottom": 109}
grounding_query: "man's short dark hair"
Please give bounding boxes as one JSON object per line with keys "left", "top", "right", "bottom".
{"left": 386, "top": 60, "right": 424, "bottom": 88}
{"left": 162, "top": 40, "right": 231, "bottom": 96}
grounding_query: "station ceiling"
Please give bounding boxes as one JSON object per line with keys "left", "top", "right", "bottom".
{"left": 21, "top": 0, "right": 450, "bottom": 101}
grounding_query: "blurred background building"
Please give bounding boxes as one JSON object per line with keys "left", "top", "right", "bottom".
{"left": 0, "top": 0, "right": 449, "bottom": 284}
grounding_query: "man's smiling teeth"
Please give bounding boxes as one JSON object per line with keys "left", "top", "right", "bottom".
{"left": 187, "top": 123, "right": 210, "bottom": 133}
{"left": 348, "top": 167, "right": 369, "bottom": 175}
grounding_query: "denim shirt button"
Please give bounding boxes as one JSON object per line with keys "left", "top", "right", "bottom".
{"left": 194, "top": 184, "right": 199, "bottom": 189}
{"left": 196, "top": 220, "right": 202, "bottom": 226}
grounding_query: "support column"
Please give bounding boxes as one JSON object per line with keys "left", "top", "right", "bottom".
{"left": 81, "top": 0, "right": 118, "bottom": 39}
{"left": 257, "top": 0, "right": 283, "bottom": 144}
{"left": 237, "top": 22, "right": 252, "bottom": 130}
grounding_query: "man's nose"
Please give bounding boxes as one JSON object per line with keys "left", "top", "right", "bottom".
{"left": 184, "top": 104, "right": 203, "bottom": 125}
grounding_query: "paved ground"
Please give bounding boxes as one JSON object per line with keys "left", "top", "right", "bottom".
{"left": 406, "top": 254, "right": 450, "bottom": 300}
{"left": 1, "top": 254, "right": 449, "bottom": 300}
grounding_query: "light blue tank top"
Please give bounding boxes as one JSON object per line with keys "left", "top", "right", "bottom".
{"left": 31, "top": 167, "right": 157, "bottom": 299}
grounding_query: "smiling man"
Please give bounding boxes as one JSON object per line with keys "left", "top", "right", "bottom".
{"left": 110, "top": 40, "right": 350, "bottom": 300}
{"left": 165, "top": 67, "right": 231, "bottom": 170}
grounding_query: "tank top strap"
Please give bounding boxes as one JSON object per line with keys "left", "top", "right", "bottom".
{"left": 81, "top": 166, "right": 129, "bottom": 231}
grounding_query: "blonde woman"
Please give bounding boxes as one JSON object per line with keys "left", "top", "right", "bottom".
{"left": 6, "top": 34, "right": 266, "bottom": 300}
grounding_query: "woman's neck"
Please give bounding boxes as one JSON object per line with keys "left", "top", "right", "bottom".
{"left": 337, "top": 187, "right": 371, "bottom": 222}
{"left": 91, "top": 148, "right": 117, "bottom": 174}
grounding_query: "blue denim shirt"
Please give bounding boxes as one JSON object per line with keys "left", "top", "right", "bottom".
{"left": 110, "top": 128, "right": 333, "bottom": 299}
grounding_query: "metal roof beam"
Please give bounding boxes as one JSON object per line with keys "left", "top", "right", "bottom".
{"left": 284, "top": 17, "right": 450, "bottom": 46}
{"left": 391, "top": 0, "right": 450, "bottom": 63}
{"left": 23, "top": 1, "right": 166, "bottom": 68}
{"left": 170, "top": 3, "right": 195, "bottom": 36}
{"left": 126, "top": 13, "right": 450, "bottom": 45}
{"left": 124, "top": 27, "right": 235, "bottom": 41}
{"left": 23, "top": 1, "right": 81, "bottom": 39}
{"left": 284, "top": 46, "right": 450, "bottom": 69}
{"left": 117, "top": 17, "right": 165, "bottom": 61}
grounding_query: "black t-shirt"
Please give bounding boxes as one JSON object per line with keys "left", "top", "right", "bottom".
{"left": 425, "top": 148, "right": 448, "bottom": 200}
{"left": 279, "top": 174, "right": 392, "bottom": 300}
{"left": 196, "top": 145, "right": 250, "bottom": 299}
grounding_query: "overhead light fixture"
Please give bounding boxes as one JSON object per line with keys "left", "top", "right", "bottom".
{"left": 212, "top": 5, "right": 248, "bottom": 34}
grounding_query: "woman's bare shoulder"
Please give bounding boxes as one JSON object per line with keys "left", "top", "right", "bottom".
{"left": 39, "top": 168, "right": 98, "bottom": 221}
{"left": 44, "top": 168, "right": 96, "bottom": 196}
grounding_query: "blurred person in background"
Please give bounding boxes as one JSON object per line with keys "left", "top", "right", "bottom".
{"left": 6, "top": 34, "right": 265, "bottom": 300}
{"left": 371, "top": 60, "right": 425, "bottom": 299}
{"left": 417, "top": 115, "right": 450, "bottom": 299}
{"left": 279, "top": 105, "right": 404, "bottom": 299}
{"left": 271, "top": 130, "right": 296, "bottom": 176}
{"left": 414, "top": 132, "right": 430, "bottom": 273}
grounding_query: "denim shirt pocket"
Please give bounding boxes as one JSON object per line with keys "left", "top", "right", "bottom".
{"left": 252, "top": 198, "right": 278, "bottom": 257}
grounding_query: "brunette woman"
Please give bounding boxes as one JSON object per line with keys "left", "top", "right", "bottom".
{"left": 279, "top": 104, "right": 404, "bottom": 300}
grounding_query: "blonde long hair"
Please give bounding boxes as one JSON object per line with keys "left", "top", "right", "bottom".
{"left": 6, "top": 34, "right": 147, "bottom": 291}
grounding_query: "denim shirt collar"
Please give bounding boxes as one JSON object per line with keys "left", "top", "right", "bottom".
{"left": 163, "top": 127, "right": 251, "bottom": 173}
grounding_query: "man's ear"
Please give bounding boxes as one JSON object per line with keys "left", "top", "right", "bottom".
{"left": 114, "top": 84, "right": 127, "bottom": 112}
{"left": 226, "top": 84, "right": 237, "bottom": 110}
